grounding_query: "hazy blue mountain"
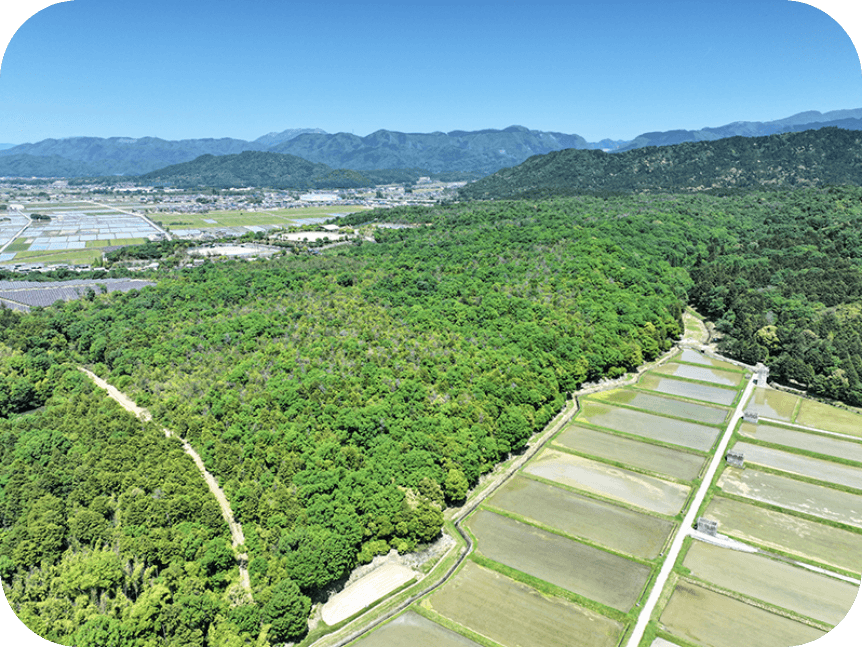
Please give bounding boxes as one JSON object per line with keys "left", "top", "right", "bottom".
{"left": 0, "top": 136, "right": 270, "bottom": 175}
{"left": 252, "top": 128, "right": 328, "bottom": 148}
{"left": 616, "top": 109, "right": 862, "bottom": 152}
{"left": 0, "top": 144, "right": 15, "bottom": 151}
{"left": 3, "top": 108, "right": 862, "bottom": 179}
{"left": 0, "top": 154, "right": 104, "bottom": 178}
{"left": 269, "top": 125, "right": 591, "bottom": 174}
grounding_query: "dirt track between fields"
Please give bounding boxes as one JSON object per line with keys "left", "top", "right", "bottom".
{"left": 78, "top": 367, "right": 252, "bottom": 600}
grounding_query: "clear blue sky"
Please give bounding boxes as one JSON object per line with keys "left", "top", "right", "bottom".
{"left": 0, "top": 0, "right": 860, "bottom": 144}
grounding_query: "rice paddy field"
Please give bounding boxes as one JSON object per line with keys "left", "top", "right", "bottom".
{"left": 702, "top": 496, "right": 862, "bottom": 575}
{"left": 587, "top": 389, "right": 729, "bottom": 425}
{"left": 677, "top": 349, "right": 740, "bottom": 372}
{"left": 636, "top": 374, "right": 738, "bottom": 406}
{"left": 352, "top": 611, "right": 480, "bottom": 647}
{"left": 0, "top": 204, "right": 163, "bottom": 265}
{"left": 577, "top": 401, "right": 721, "bottom": 452}
{"left": 467, "top": 509, "right": 651, "bottom": 612}
{"left": 730, "top": 441, "right": 862, "bottom": 490}
{"left": 651, "top": 363, "right": 744, "bottom": 387}
{"left": 659, "top": 582, "right": 826, "bottom": 647}
{"left": 681, "top": 541, "right": 858, "bottom": 626}
{"left": 524, "top": 449, "right": 691, "bottom": 516}
{"left": 381, "top": 347, "right": 861, "bottom": 647}
{"left": 553, "top": 425, "right": 706, "bottom": 482}
{"left": 744, "top": 388, "right": 800, "bottom": 421}
{"left": 160, "top": 205, "right": 366, "bottom": 230}
{"left": 424, "top": 562, "right": 625, "bottom": 647}
{"left": 484, "top": 475, "right": 675, "bottom": 559}
{"left": 717, "top": 467, "right": 862, "bottom": 528}
{"left": 739, "top": 422, "right": 862, "bottom": 463}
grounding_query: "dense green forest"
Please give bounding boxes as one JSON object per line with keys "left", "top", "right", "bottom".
{"left": 459, "top": 128, "right": 862, "bottom": 199}
{"left": 3, "top": 187, "right": 862, "bottom": 644}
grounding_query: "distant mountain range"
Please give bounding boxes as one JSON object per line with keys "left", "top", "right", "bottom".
{"left": 1, "top": 108, "right": 860, "bottom": 179}
{"left": 459, "top": 128, "right": 862, "bottom": 199}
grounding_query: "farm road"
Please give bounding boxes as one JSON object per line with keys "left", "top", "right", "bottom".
{"left": 624, "top": 371, "right": 758, "bottom": 647}
{"left": 78, "top": 367, "right": 252, "bottom": 600}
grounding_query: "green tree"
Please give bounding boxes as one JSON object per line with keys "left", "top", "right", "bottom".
{"left": 262, "top": 578, "right": 310, "bottom": 643}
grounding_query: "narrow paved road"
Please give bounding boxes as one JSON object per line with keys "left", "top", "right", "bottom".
{"left": 624, "top": 372, "right": 757, "bottom": 647}
{"left": 78, "top": 367, "right": 252, "bottom": 599}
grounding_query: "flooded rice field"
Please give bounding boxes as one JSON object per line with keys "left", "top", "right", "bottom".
{"left": 703, "top": 496, "right": 862, "bottom": 575}
{"left": 486, "top": 475, "right": 674, "bottom": 559}
{"left": 578, "top": 401, "right": 720, "bottom": 452}
{"left": 744, "top": 388, "right": 799, "bottom": 421}
{"left": 652, "top": 363, "right": 744, "bottom": 387}
{"left": 659, "top": 582, "right": 825, "bottom": 647}
{"left": 590, "top": 389, "right": 729, "bottom": 425}
{"left": 683, "top": 540, "right": 858, "bottom": 626}
{"left": 467, "top": 510, "right": 651, "bottom": 612}
{"left": 637, "top": 374, "right": 738, "bottom": 406}
{"left": 739, "top": 422, "right": 862, "bottom": 463}
{"left": 718, "top": 468, "right": 862, "bottom": 529}
{"left": 524, "top": 449, "right": 690, "bottom": 516}
{"left": 732, "top": 441, "right": 862, "bottom": 491}
{"left": 554, "top": 425, "right": 705, "bottom": 481}
{"left": 426, "top": 562, "right": 624, "bottom": 647}
{"left": 354, "top": 610, "right": 480, "bottom": 647}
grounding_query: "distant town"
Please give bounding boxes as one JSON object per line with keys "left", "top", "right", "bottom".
{"left": 0, "top": 178, "right": 465, "bottom": 273}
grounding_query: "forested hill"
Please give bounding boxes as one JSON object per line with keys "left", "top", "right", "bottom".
{"left": 137, "top": 150, "right": 375, "bottom": 189}
{"left": 459, "top": 128, "right": 862, "bottom": 199}
{"left": 5, "top": 188, "right": 862, "bottom": 644}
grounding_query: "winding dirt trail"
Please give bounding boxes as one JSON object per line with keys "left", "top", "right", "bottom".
{"left": 78, "top": 367, "right": 252, "bottom": 600}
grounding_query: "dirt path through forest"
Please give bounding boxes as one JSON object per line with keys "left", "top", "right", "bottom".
{"left": 78, "top": 367, "right": 252, "bottom": 600}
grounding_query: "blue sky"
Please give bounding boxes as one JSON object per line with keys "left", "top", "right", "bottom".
{"left": 0, "top": 0, "right": 860, "bottom": 144}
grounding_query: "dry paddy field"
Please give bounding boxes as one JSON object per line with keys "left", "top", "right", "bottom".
{"left": 703, "top": 496, "right": 862, "bottom": 576}
{"left": 554, "top": 425, "right": 706, "bottom": 482}
{"left": 795, "top": 399, "right": 862, "bottom": 437}
{"left": 718, "top": 467, "right": 862, "bottom": 529}
{"left": 577, "top": 401, "right": 720, "bottom": 452}
{"left": 424, "top": 561, "right": 624, "bottom": 647}
{"left": 682, "top": 540, "right": 858, "bottom": 627}
{"left": 739, "top": 422, "right": 862, "bottom": 464}
{"left": 637, "top": 374, "right": 738, "bottom": 407}
{"left": 524, "top": 449, "right": 691, "bottom": 516}
{"left": 744, "top": 388, "right": 799, "bottom": 422}
{"left": 467, "top": 509, "right": 651, "bottom": 612}
{"left": 651, "top": 363, "right": 744, "bottom": 387}
{"left": 353, "top": 610, "right": 480, "bottom": 647}
{"left": 731, "top": 441, "right": 862, "bottom": 491}
{"left": 587, "top": 389, "right": 729, "bottom": 425}
{"left": 659, "top": 582, "right": 826, "bottom": 647}
{"left": 485, "top": 475, "right": 675, "bottom": 560}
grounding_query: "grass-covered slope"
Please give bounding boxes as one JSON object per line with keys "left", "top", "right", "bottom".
{"left": 459, "top": 128, "right": 862, "bottom": 199}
